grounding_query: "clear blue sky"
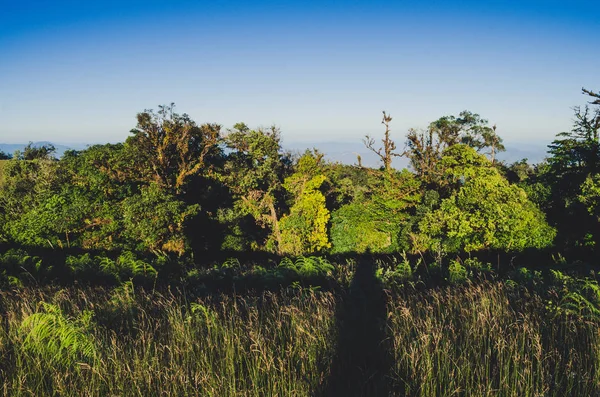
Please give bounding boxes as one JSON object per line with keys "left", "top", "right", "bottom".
{"left": 1, "top": 0, "right": 598, "bottom": 145}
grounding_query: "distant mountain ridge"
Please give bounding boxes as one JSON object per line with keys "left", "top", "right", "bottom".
{"left": 0, "top": 142, "right": 87, "bottom": 158}
{"left": 0, "top": 140, "right": 550, "bottom": 166}
{"left": 284, "top": 140, "right": 551, "bottom": 168}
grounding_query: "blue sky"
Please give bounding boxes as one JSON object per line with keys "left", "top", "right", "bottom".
{"left": 1, "top": 0, "right": 598, "bottom": 146}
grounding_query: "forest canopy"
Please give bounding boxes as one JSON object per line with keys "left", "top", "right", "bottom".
{"left": 0, "top": 88, "right": 598, "bottom": 263}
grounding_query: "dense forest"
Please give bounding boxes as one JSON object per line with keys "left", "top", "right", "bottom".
{"left": 1, "top": 87, "right": 600, "bottom": 396}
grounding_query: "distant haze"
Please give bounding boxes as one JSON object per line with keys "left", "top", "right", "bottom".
{"left": 285, "top": 140, "right": 550, "bottom": 168}
{"left": 0, "top": 139, "right": 550, "bottom": 168}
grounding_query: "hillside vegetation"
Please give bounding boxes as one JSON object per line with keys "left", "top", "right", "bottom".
{"left": 1, "top": 88, "right": 600, "bottom": 396}
{"left": 0, "top": 160, "right": 6, "bottom": 186}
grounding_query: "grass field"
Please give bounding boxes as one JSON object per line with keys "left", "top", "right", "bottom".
{"left": 1, "top": 261, "right": 600, "bottom": 396}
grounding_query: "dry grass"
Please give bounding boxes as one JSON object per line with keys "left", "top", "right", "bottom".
{"left": 0, "top": 286, "right": 337, "bottom": 396}
{"left": 387, "top": 282, "right": 600, "bottom": 396}
{"left": 1, "top": 278, "right": 600, "bottom": 396}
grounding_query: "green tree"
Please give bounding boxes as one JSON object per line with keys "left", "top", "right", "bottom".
{"left": 415, "top": 145, "right": 555, "bottom": 253}
{"left": 122, "top": 184, "right": 199, "bottom": 255}
{"left": 579, "top": 174, "right": 600, "bottom": 222}
{"left": 0, "top": 144, "right": 132, "bottom": 249}
{"left": 330, "top": 169, "right": 420, "bottom": 254}
{"left": 220, "top": 123, "right": 292, "bottom": 252}
{"left": 18, "top": 142, "right": 56, "bottom": 160}
{"left": 127, "top": 103, "right": 221, "bottom": 194}
{"left": 0, "top": 156, "right": 59, "bottom": 243}
{"left": 279, "top": 151, "right": 331, "bottom": 255}
{"left": 405, "top": 111, "right": 504, "bottom": 186}
{"left": 55, "top": 144, "right": 134, "bottom": 249}
{"left": 544, "top": 88, "right": 600, "bottom": 247}
{"left": 364, "top": 111, "right": 402, "bottom": 172}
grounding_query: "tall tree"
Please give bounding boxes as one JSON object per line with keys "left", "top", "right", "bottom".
{"left": 545, "top": 88, "right": 600, "bottom": 248}
{"left": 415, "top": 145, "right": 555, "bottom": 253}
{"left": 364, "top": 111, "right": 402, "bottom": 172}
{"left": 221, "top": 123, "right": 292, "bottom": 253}
{"left": 127, "top": 103, "right": 221, "bottom": 194}
{"left": 279, "top": 150, "right": 331, "bottom": 255}
{"left": 15, "top": 142, "right": 56, "bottom": 161}
{"left": 404, "top": 111, "right": 503, "bottom": 186}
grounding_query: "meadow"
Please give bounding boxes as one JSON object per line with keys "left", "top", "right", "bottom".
{"left": 1, "top": 255, "right": 599, "bottom": 396}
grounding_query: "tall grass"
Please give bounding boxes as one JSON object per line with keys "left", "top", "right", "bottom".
{"left": 2, "top": 268, "right": 600, "bottom": 396}
{"left": 0, "top": 287, "right": 336, "bottom": 396}
{"left": 387, "top": 282, "right": 600, "bottom": 396}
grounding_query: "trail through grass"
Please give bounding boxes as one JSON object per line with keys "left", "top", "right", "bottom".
{"left": 2, "top": 264, "right": 600, "bottom": 396}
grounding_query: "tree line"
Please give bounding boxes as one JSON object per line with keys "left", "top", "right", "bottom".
{"left": 0, "top": 88, "right": 598, "bottom": 261}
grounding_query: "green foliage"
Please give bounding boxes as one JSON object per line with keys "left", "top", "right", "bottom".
{"left": 330, "top": 201, "right": 395, "bottom": 253}
{"left": 447, "top": 259, "right": 468, "bottom": 284}
{"left": 278, "top": 256, "right": 334, "bottom": 278}
{"left": 17, "top": 143, "right": 57, "bottom": 161}
{"left": 376, "top": 253, "right": 416, "bottom": 287}
{"left": 544, "top": 90, "right": 600, "bottom": 247}
{"left": 416, "top": 145, "right": 555, "bottom": 253}
{"left": 127, "top": 103, "right": 221, "bottom": 193}
{"left": 0, "top": 158, "right": 60, "bottom": 243}
{"left": 579, "top": 174, "right": 600, "bottom": 223}
{"left": 330, "top": 169, "right": 420, "bottom": 253}
{"left": 0, "top": 249, "right": 47, "bottom": 285}
{"left": 65, "top": 253, "right": 95, "bottom": 275}
{"left": 99, "top": 251, "right": 157, "bottom": 283}
{"left": 199, "top": 256, "right": 335, "bottom": 290}
{"left": 462, "top": 257, "right": 492, "bottom": 272}
{"left": 5, "top": 194, "right": 76, "bottom": 248}
{"left": 405, "top": 110, "right": 503, "bottom": 185}
{"left": 221, "top": 123, "right": 292, "bottom": 252}
{"left": 122, "top": 183, "right": 199, "bottom": 254}
{"left": 19, "top": 302, "right": 97, "bottom": 368}
{"left": 0, "top": 159, "right": 7, "bottom": 186}
{"left": 547, "top": 270, "right": 600, "bottom": 321}
{"left": 510, "top": 267, "right": 544, "bottom": 287}
{"left": 280, "top": 173, "right": 331, "bottom": 255}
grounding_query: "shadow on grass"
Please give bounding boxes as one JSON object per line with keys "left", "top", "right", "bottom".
{"left": 320, "top": 257, "right": 396, "bottom": 397}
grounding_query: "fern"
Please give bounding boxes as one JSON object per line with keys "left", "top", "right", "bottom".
{"left": 221, "top": 258, "right": 241, "bottom": 269}
{"left": 448, "top": 260, "right": 468, "bottom": 284}
{"left": 556, "top": 291, "right": 600, "bottom": 320}
{"left": 99, "top": 252, "right": 157, "bottom": 283}
{"left": 118, "top": 251, "right": 157, "bottom": 278}
{"left": 20, "top": 302, "right": 97, "bottom": 368}
{"left": 65, "top": 253, "right": 94, "bottom": 275}
{"left": 99, "top": 256, "right": 119, "bottom": 280}
{"left": 189, "top": 302, "right": 217, "bottom": 326}
{"left": 278, "top": 256, "right": 334, "bottom": 278}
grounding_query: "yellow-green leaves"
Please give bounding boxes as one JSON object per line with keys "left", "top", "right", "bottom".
{"left": 280, "top": 174, "right": 331, "bottom": 255}
{"left": 417, "top": 145, "right": 555, "bottom": 252}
